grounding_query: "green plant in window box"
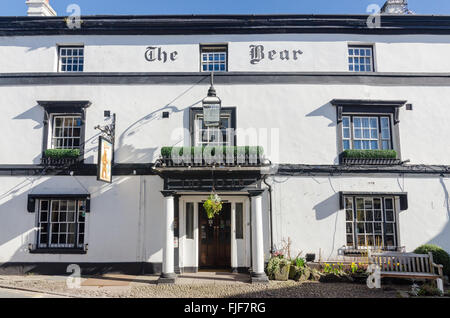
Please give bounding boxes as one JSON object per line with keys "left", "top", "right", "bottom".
{"left": 44, "top": 149, "right": 80, "bottom": 159}
{"left": 203, "top": 193, "right": 223, "bottom": 219}
{"left": 343, "top": 149, "right": 397, "bottom": 159}
{"left": 160, "top": 146, "right": 264, "bottom": 158}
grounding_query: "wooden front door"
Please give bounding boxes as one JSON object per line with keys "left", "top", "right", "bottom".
{"left": 199, "top": 202, "right": 231, "bottom": 269}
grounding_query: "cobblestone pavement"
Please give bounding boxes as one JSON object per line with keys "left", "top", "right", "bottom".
{"left": 0, "top": 273, "right": 438, "bottom": 298}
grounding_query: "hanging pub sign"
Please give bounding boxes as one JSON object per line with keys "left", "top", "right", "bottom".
{"left": 97, "top": 136, "right": 113, "bottom": 183}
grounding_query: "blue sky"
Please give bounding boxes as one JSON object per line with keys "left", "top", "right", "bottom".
{"left": 1, "top": 0, "right": 450, "bottom": 16}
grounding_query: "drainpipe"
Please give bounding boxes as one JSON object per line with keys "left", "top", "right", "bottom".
{"left": 263, "top": 175, "right": 274, "bottom": 254}
{"left": 249, "top": 196, "right": 253, "bottom": 272}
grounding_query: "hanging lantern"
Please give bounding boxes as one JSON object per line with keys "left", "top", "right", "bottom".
{"left": 202, "top": 72, "right": 222, "bottom": 127}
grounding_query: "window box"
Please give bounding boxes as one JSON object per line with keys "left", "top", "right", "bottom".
{"left": 41, "top": 149, "right": 81, "bottom": 166}
{"left": 159, "top": 146, "right": 264, "bottom": 167}
{"left": 342, "top": 149, "right": 401, "bottom": 165}
{"left": 29, "top": 248, "right": 87, "bottom": 255}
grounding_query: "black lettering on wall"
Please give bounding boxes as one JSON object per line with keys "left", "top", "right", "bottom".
{"left": 145, "top": 46, "right": 178, "bottom": 63}
{"left": 250, "top": 45, "right": 265, "bottom": 64}
{"left": 249, "top": 45, "right": 303, "bottom": 64}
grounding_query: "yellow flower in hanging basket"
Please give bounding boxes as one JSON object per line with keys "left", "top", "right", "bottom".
{"left": 203, "top": 194, "right": 223, "bottom": 219}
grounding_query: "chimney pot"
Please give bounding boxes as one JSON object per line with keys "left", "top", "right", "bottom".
{"left": 381, "top": 0, "right": 412, "bottom": 15}
{"left": 26, "top": 0, "right": 57, "bottom": 17}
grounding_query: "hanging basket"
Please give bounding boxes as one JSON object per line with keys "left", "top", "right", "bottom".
{"left": 203, "top": 193, "right": 223, "bottom": 219}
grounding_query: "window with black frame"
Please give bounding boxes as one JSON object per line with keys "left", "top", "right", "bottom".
{"left": 190, "top": 108, "right": 236, "bottom": 147}
{"left": 344, "top": 196, "right": 397, "bottom": 250}
{"left": 37, "top": 199, "right": 86, "bottom": 249}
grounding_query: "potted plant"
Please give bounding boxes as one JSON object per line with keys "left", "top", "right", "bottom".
{"left": 203, "top": 193, "right": 222, "bottom": 219}
{"left": 289, "top": 257, "right": 306, "bottom": 280}
{"left": 266, "top": 252, "right": 290, "bottom": 281}
{"left": 274, "top": 258, "right": 291, "bottom": 281}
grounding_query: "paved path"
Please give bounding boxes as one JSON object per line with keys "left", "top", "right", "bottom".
{"left": 0, "top": 286, "right": 64, "bottom": 298}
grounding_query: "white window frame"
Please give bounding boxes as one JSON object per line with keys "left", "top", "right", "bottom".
{"left": 194, "top": 113, "right": 233, "bottom": 147}
{"left": 342, "top": 115, "right": 392, "bottom": 151}
{"left": 58, "top": 46, "right": 84, "bottom": 73}
{"left": 348, "top": 45, "right": 374, "bottom": 72}
{"left": 37, "top": 199, "right": 87, "bottom": 249}
{"left": 50, "top": 114, "right": 82, "bottom": 150}
{"left": 200, "top": 45, "right": 228, "bottom": 72}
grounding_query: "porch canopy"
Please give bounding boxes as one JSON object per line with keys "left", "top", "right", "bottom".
{"left": 154, "top": 165, "right": 269, "bottom": 284}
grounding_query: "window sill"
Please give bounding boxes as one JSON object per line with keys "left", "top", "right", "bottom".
{"left": 342, "top": 247, "right": 405, "bottom": 256}
{"left": 29, "top": 248, "right": 87, "bottom": 255}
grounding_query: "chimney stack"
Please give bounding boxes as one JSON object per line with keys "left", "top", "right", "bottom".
{"left": 381, "top": 0, "right": 413, "bottom": 15}
{"left": 26, "top": 0, "right": 57, "bottom": 17}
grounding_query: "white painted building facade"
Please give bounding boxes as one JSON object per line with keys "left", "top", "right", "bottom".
{"left": 0, "top": 1, "right": 449, "bottom": 281}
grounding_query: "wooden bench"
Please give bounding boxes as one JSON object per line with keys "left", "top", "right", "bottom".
{"left": 368, "top": 251, "right": 444, "bottom": 293}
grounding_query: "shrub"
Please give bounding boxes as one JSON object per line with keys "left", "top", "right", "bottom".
{"left": 266, "top": 256, "right": 290, "bottom": 280}
{"left": 413, "top": 244, "right": 450, "bottom": 276}
{"left": 417, "top": 284, "right": 443, "bottom": 297}
{"left": 292, "top": 257, "right": 306, "bottom": 268}
{"left": 342, "top": 149, "right": 397, "bottom": 159}
{"left": 44, "top": 148, "right": 80, "bottom": 159}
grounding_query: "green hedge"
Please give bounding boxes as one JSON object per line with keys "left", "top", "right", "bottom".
{"left": 161, "top": 146, "right": 264, "bottom": 158}
{"left": 414, "top": 244, "right": 450, "bottom": 276}
{"left": 343, "top": 149, "right": 397, "bottom": 159}
{"left": 44, "top": 149, "right": 80, "bottom": 159}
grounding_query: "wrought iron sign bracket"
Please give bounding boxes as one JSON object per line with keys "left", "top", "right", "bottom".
{"left": 95, "top": 113, "right": 116, "bottom": 144}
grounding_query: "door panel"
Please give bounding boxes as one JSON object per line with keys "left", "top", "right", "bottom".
{"left": 199, "top": 202, "right": 231, "bottom": 268}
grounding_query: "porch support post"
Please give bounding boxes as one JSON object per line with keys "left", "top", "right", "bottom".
{"left": 158, "top": 190, "right": 176, "bottom": 284}
{"left": 249, "top": 190, "right": 269, "bottom": 283}
{"left": 231, "top": 203, "right": 238, "bottom": 272}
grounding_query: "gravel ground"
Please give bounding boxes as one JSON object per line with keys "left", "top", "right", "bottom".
{"left": 127, "top": 281, "right": 400, "bottom": 298}
{"left": 0, "top": 275, "right": 404, "bottom": 298}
